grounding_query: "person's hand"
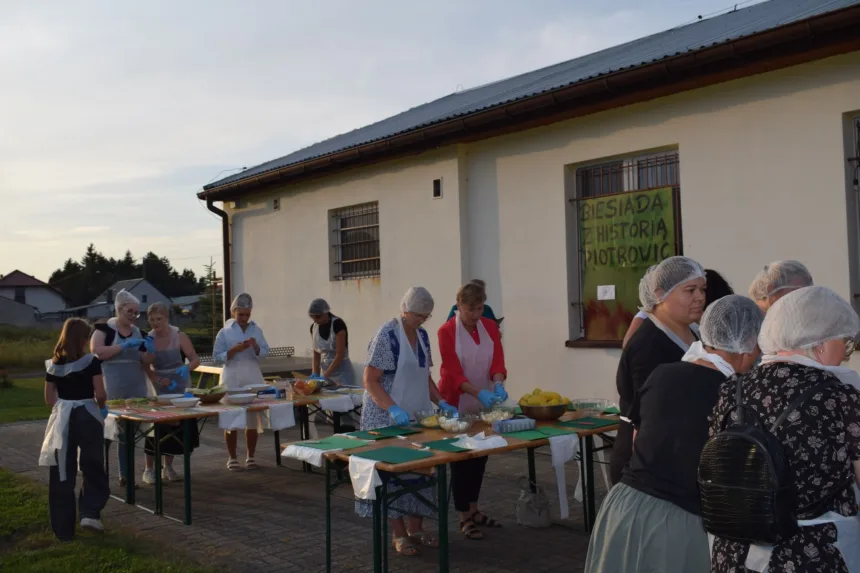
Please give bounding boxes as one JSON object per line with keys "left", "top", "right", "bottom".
{"left": 175, "top": 365, "right": 190, "bottom": 380}
{"left": 309, "top": 373, "right": 324, "bottom": 381}
{"left": 493, "top": 382, "right": 508, "bottom": 402}
{"left": 120, "top": 338, "right": 144, "bottom": 350}
{"left": 438, "top": 400, "right": 459, "bottom": 417}
{"left": 99, "top": 406, "right": 109, "bottom": 419}
{"left": 157, "top": 378, "right": 171, "bottom": 388}
{"left": 248, "top": 337, "right": 257, "bottom": 348}
{"left": 387, "top": 405, "right": 410, "bottom": 426}
{"left": 477, "top": 389, "right": 499, "bottom": 409}
{"left": 231, "top": 342, "right": 247, "bottom": 353}
{"left": 143, "top": 336, "right": 156, "bottom": 354}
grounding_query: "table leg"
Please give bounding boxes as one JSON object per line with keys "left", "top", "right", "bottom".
{"left": 325, "top": 459, "right": 332, "bottom": 573}
{"left": 527, "top": 448, "right": 537, "bottom": 493}
{"left": 584, "top": 435, "right": 596, "bottom": 532}
{"left": 372, "top": 485, "right": 382, "bottom": 573}
{"left": 381, "top": 477, "right": 389, "bottom": 573}
{"left": 578, "top": 435, "right": 589, "bottom": 531}
{"left": 274, "top": 430, "right": 282, "bottom": 466}
{"left": 183, "top": 419, "right": 193, "bottom": 525}
{"left": 125, "top": 419, "right": 135, "bottom": 505}
{"left": 104, "top": 439, "right": 110, "bottom": 478}
{"left": 299, "top": 406, "right": 312, "bottom": 473}
{"left": 154, "top": 425, "right": 163, "bottom": 515}
{"left": 437, "top": 463, "right": 449, "bottom": 573}
{"left": 333, "top": 412, "right": 342, "bottom": 434}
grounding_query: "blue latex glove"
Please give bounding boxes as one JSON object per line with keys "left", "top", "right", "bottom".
{"left": 120, "top": 338, "right": 144, "bottom": 350}
{"left": 143, "top": 336, "right": 156, "bottom": 354}
{"left": 167, "top": 380, "right": 178, "bottom": 392}
{"left": 309, "top": 373, "right": 325, "bottom": 381}
{"left": 493, "top": 382, "right": 509, "bottom": 402}
{"left": 175, "top": 365, "right": 190, "bottom": 380}
{"left": 477, "top": 389, "right": 499, "bottom": 409}
{"left": 387, "top": 405, "right": 410, "bottom": 426}
{"left": 99, "top": 406, "right": 109, "bottom": 419}
{"left": 438, "top": 400, "right": 459, "bottom": 417}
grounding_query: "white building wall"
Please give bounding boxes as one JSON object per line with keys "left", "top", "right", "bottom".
{"left": 0, "top": 287, "right": 67, "bottom": 313}
{"left": 128, "top": 282, "right": 172, "bottom": 313}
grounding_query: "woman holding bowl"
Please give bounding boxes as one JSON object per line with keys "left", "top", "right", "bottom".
{"left": 438, "top": 281, "right": 507, "bottom": 539}
{"left": 358, "top": 286, "right": 458, "bottom": 557}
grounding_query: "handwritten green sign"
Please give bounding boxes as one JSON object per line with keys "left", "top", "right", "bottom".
{"left": 578, "top": 187, "right": 677, "bottom": 341}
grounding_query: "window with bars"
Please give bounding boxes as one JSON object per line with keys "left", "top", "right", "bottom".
{"left": 330, "top": 202, "right": 381, "bottom": 280}
{"left": 568, "top": 150, "right": 682, "bottom": 344}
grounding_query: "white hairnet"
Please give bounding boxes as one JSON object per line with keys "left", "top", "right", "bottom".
{"left": 748, "top": 260, "right": 813, "bottom": 301}
{"left": 230, "top": 293, "right": 253, "bottom": 312}
{"left": 114, "top": 289, "right": 139, "bottom": 312}
{"left": 308, "top": 298, "right": 330, "bottom": 315}
{"left": 699, "top": 295, "right": 764, "bottom": 354}
{"left": 401, "top": 286, "right": 434, "bottom": 314}
{"left": 758, "top": 286, "right": 860, "bottom": 354}
{"left": 638, "top": 256, "right": 705, "bottom": 312}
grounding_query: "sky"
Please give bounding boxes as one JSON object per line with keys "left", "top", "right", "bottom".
{"left": 1, "top": 0, "right": 760, "bottom": 282}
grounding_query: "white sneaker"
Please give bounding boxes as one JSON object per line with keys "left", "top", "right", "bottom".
{"left": 162, "top": 465, "right": 181, "bottom": 482}
{"left": 80, "top": 518, "right": 104, "bottom": 533}
{"left": 141, "top": 469, "right": 156, "bottom": 485}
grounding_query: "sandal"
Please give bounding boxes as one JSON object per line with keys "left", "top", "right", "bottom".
{"left": 392, "top": 536, "right": 419, "bottom": 556}
{"left": 408, "top": 531, "right": 439, "bottom": 548}
{"left": 226, "top": 458, "right": 241, "bottom": 471}
{"left": 245, "top": 458, "right": 259, "bottom": 471}
{"left": 460, "top": 518, "right": 483, "bottom": 540}
{"left": 472, "top": 511, "right": 502, "bottom": 528}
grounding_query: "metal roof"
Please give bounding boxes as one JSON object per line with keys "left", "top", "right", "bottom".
{"left": 204, "top": 0, "right": 860, "bottom": 191}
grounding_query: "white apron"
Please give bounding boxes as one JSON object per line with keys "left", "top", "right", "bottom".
{"left": 39, "top": 398, "right": 103, "bottom": 482}
{"left": 454, "top": 318, "right": 494, "bottom": 415}
{"left": 312, "top": 316, "right": 355, "bottom": 386}
{"left": 221, "top": 328, "right": 266, "bottom": 390}
{"left": 388, "top": 321, "right": 432, "bottom": 419}
{"left": 681, "top": 341, "right": 736, "bottom": 377}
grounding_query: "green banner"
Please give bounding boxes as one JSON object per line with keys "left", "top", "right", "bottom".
{"left": 579, "top": 187, "right": 676, "bottom": 341}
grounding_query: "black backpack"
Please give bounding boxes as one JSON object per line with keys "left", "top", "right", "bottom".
{"left": 698, "top": 376, "right": 842, "bottom": 545}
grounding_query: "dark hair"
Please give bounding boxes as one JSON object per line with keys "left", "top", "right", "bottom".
{"left": 705, "top": 269, "right": 734, "bottom": 308}
{"left": 457, "top": 283, "right": 487, "bottom": 307}
{"left": 53, "top": 318, "right": 92, "bottom": 363}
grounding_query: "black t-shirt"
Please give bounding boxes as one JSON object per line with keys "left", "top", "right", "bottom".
{"left": 621, "top": 361, "right": 725, "bottom": 515}
{"left": 46, "top": 357, "right": 103, "bottom": 401}
{"left": 309, "top": 314, "right": 348, "bottom": 348}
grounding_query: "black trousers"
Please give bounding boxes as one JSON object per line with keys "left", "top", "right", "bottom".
{"left": 49, "top": 407, "right": 110, "bottom": 541}
{"left": 450, "top": 457, "right": 489, "bottom": 512}
{"left": 609, "top": 420, "right": 633, "bottom": 485}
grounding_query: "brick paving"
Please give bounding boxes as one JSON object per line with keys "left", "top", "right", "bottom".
{"left": 0, "top": 418, "right": 611, "bottom": 573}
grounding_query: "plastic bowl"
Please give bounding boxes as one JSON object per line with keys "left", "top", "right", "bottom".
{"left": 225, "top": 393, "right": 256, "bottom": 405}
{"left": 155, "top": 393, "right": 184, "bottom": 405}
{"left": 198, "top": 392, "right": 227, "bottom": 404}
{"left": 438, "top": 413, "right": 478, "bottom": 433}
{"left": 520, "top": 404, "right": 568, "bottom": 421}
{"left": 480, "top": 406, "right": 515, "bottom": 423}
{"left": 415, "top": 410, "right": 440, "bottom": 429}
{"left": 290, "top": 379, "right": 323, "bottom": 396}
{"left": 170, "top": 397, "right": 200, "bottom": 408}
{"left": 569, "top": 398, "right": 615, "bottom": 417}
{"left": 256, "top": 393, "right": 277, "bottom": 401}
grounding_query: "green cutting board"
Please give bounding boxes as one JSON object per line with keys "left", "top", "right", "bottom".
{"left": 347, "top": 426, "right": 420, "bottom": 440}
{"left": 503, "top": 430, "right": 548, "bottom": 441}
{"left": 537, "top": 426, "right": 577, "bottom": 437}
{"left": 422, "top": 438, "right": 468, "bottom": 453}
{"left": 559, "top": 417, "right": 618, "bottom": 430}
{"left": 353, "top": 446, "right": 435, "bottom": 464}
{"left": 299, "top": 436, "right": 371, "bottom": 451}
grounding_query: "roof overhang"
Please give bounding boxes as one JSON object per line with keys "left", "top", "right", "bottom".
{"left": 199, "top": 3, "right": 860, "bottom": 201}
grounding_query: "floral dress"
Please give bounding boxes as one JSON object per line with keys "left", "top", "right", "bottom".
{"left": 355, "top": 319, "right": 436, "bottom": 519}
{"left": 708, "top": 362, "right": 860, "bottom": 572}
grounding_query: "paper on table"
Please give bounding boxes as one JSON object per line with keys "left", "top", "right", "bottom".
{"left": 452, "top": 432, "right": 508, "bottom": 451}
{"left": 549, "top": 434, "right": 580, "bottom": 520}
{"left": 318, "top": 395, "right": 355, "bottom": 413}
{"left": 267, "top": 402, "right": 296, "bottom": 430}
{"left": 218, "top": 408, "right": 247, "bottom": 431}
{"left": 350, "top": 455, "right": 382, "bottom": 499}
{"left": 104, "top": 414, "right": 120, "bottom": 441}
{"left": 282, "top": 444, "right": 331, "bottom": 467}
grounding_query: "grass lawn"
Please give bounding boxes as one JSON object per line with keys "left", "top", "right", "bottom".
{"left": 0, "top": 469, "right": 217, "bottom": 573}
{"left": 0, "top": 377, "right": 52, "bottom": 424}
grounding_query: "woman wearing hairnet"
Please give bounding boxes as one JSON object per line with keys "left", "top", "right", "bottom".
{"left": 610, "top": 256, "right": 706, "bottom": 484}
{"left": 356, "top": 287, "right": 455, "bottom": 557}
{"left": 586, "top": 295, "right": 764, "bottom": 573}
{"left": 213, "top": 293, "right": 270, "bottom": 471}
{"left": 708, "top": 286, "right": 860, "bottom": 573}
{"left": 747, "top": 259, "right": 813, "bottom": 313}
{"left": 307, "top": 298, "right": 354, "bottom": 386}
{"left": 90, "top": 289, "right": 150, "bottom": 487}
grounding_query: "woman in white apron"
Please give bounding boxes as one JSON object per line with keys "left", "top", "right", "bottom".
{"left": 356, "top": 287, "right": 456, "bottom": 557}
{"left": 708, "top": 286, "right": 860, "bottom": 572}
{"left": 90, "top": 289, "right": 149, "bottom": 487}
{"left": 611, "top": 256, "right": 705, "bottom": 484}
{"left": 212, "top": 293, "right": 269, "bottom": 471}
{"left": 141, "top": 302, "right": 201, "bottom": 483}
{"left": 308, "top": 298, "right": 354, "bottom": 386}
{"left": 40, "top": 318, "right": 110, "bottom": 541}
{"left": 438, "top": 282, "right": 508, "bottom": 540}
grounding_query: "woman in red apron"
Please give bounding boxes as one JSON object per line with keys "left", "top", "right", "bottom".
{"left": 438, "top": 282, "right": 507, "bottom": 540}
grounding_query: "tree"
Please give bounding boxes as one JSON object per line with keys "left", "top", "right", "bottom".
{"left": 195, "top": 261, "right": 223, "bottom": 342}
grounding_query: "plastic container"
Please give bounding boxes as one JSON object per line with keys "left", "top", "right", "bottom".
{"left": 492, "top": 418, "right": 537, "bottom": 433}
{"left": 155, "top": 393, "right": 184, "bottom": 405}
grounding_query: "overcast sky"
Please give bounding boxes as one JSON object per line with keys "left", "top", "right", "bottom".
{"left": 1, "top": 0, "right": 755, "bottom": 281}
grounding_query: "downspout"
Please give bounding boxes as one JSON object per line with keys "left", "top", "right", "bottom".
{"left": 206, "top": 198, "right": 232, "bottom": 323}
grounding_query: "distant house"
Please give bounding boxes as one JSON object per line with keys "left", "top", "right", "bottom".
{"left": 171, "top": 294, "right": 204, "bottom": 316}
{"left": 0, "top": 296, "right": 40, "bottom": 327}
{"left": 0, "top": 270, "right": 69, "bottom": 314}
{"left": 61, "top": 278, "right": 172, "bottom": 321}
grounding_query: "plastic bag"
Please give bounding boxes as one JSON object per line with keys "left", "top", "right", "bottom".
{"left": 515, "top": 477, "right": 552, "bottom": 528}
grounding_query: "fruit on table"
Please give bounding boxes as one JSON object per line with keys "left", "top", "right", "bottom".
{"left": 420, "top": 415, "right": 439, "bottom": 428}
{"left": 293, "top": 380, "right": 318, "bottom": 395}
{"left": 188, "top": 384, "right": 227, "bottom": 396}
{"left": 439, "top": 416, "right": 471, "bottom": 433}
{"left": 518, "top": 388, "right": 572, "bottom": 407}
{"left": 481, "top": 409, "right": 513, "bottom": 423}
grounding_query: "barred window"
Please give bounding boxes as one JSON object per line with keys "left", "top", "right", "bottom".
{"left": 330, "top": 202, "right": 380, "bottom": 280}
